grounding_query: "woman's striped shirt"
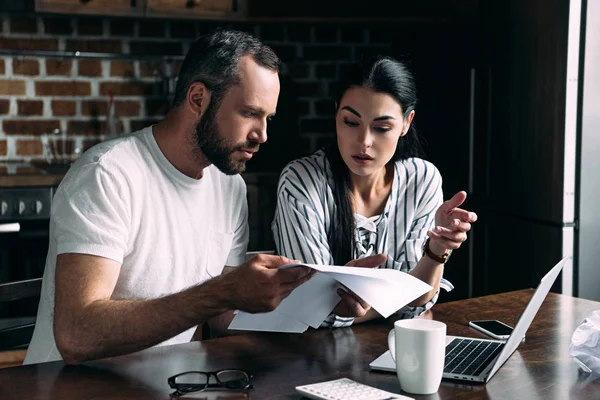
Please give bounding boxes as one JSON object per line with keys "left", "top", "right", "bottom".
{"left": 271, "top": 149, "right": 453, "bottom": 327}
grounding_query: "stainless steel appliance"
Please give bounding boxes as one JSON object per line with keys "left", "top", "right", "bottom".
{"left": 0, "top": 187, "right": 53, "bottom": 337}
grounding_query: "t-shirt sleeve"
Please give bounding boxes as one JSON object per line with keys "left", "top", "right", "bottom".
{"left": 225, "top": 184, "right": 249, "bottom": 267}
{"left": 52, "top": 163, "right": 131, "bottom": 263}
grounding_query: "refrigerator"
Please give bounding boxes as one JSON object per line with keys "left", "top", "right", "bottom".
{"left": 471, "top": 0, "right": 600, "bottom": 301}
{"left": 577, "top": 0, "right": 600, "bottom": 301}
{"left": 392, "top": 0, "right": 600, "bottom": 302}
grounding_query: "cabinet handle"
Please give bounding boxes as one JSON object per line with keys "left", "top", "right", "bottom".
{"left": 0, "top": 223, "right": 20, "bottom": 233}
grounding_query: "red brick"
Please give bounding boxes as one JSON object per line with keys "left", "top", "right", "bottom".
{"left": 78, "top": 60, "right": 103, "bottom": 77}
{"left": 82, "top": 139, "right": 101, "bottom": 152}
{"left": 110, "top": 61, "right": 135, "bottom": 77}
{"left": 16, "top": 139, "right": 44, "bottom": 156}
{"left": 65, "top": 39, "right": 122, "bottom": 54}
{"left": 46, "top": 59, "right": 73, "bottom": 76}
{"left": 170, "top": 21, "right": 197, "bottom": 38}
{"left": 10, "top": 16, "right": 38, "bottom": 34}
{"left": 139, "top": 61, "right": 163, "bottom": 78}
{"left": 43, "top": 17, "right": 73, "bottom": 35}
{"left": 129, "top": 40, "right": 183, "bottom": 56}
{"left": 130, "top": 119, "right": 159, "bottom": 132}
{"left": 129, "top": 41, "right": 181, "bottom": 56}
{"left": 13, "top": 59, "right": 40, "bottom": 76}
{"left": 0, "top": 99, "right": 9, "bottom": 115}
{"left": 109, "top": 19, "right": 135, "bottom": 36}
{"left": 138, "top": 20, "right": 166, "bottom": 37}
{"left": 51, "top": 100, "right": 76, "bottom": 116}
{"left": 0, "top": 38, "right": 58, "bottom": 51}
{"left": 81, "top": 100, "right": 108, "bottom": 116}
{"left": 3, "top": 120, "right": 60, "bottom": 135}
{"left": 67, "top": 120, "right": 109, "bottom": 136}
{"left": 0, "top": 80, "right": 26, "bottom": 96}
{"left": 145, "top": 99, "right": 170, "bottom": 116}
{"left": 0, "top": 60, "right": 5, "bottom": 75}
{"left": 115, "top": 100, "right": 141, "bottom": 117}
{"left": 36, "top": 81, "right": 91, "bottom": 96}
{"left": 172, "top": 61, "right": 183, "bottom": 76}
{"left": 41, "top": 139, "right": 74, "bottom": 160}
{"left": 99, "top": 82, "right": 153, "bottom": 96}
{"left": 0, "top": 140, "right": 6, "bottom": 156}
{"left": 16, "top": 165, "right": 41, "bottom": 173}
{"left": 17, "top": 100, "right": 44, "bottom": 116}
{"left": 77, "top": 18, "right": 104, "bottom": 36}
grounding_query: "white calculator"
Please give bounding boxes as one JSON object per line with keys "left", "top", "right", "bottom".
{"left": 295, "top": 377, "right": 413, "bottom": 400}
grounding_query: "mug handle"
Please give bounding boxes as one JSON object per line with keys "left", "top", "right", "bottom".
{"left": 388, "top": 329, "right": 396, "bottom": 362}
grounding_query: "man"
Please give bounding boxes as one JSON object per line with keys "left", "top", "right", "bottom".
{"left": 24, "top": 28, "right": 314, "bottom": 365}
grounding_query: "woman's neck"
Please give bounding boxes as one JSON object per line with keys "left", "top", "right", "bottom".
{"left": 349, "top": 163, "right": 394, "bottom": 217}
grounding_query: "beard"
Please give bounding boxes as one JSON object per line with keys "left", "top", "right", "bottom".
{"left": 195, "top": 102, "right": 259, "bottom": 175}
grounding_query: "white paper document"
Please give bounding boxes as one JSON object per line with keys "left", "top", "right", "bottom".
{"left": 228, "top": 263, "right": 433, "bottom": 333}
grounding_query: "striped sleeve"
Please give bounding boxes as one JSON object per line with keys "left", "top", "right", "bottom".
{"left": 272, "top": 157, "right": 355, "bottom": 329}
{"left": 271, "top": 158, "right": 334, "bottom": 265}
{"left": 395, "top": 160, "right": 453, "bottom": 319}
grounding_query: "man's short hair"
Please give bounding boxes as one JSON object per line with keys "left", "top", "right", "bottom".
{"left": 172, "top": 28, "right": 281, "bottom": 108}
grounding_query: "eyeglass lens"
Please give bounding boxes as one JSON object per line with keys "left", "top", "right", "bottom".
{"left": 174, "top": 372, "right": 209, "bottom": 387}
{"left": 216, "top": 370, "right": 250, "bottom": 389}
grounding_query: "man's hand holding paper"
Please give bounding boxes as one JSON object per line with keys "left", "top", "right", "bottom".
{"left": 228, "top": 254, "right": 433, "bottom": 333}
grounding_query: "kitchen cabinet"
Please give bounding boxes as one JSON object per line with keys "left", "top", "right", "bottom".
{"left": 145, "top": 0, "right": 243, "bottom": 19}
{"left": 35, "top": 0, "right": 143, "bottom": 17}
{"left": 34, "top": 0, "right": 243, "bottom": 19}
{"left": 247, "top": 0, "right": 476, "bottom": 20}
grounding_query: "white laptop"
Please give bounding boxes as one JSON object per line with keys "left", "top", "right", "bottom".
{"left": 370, "top": 257, "right": 567, "bottom": 383}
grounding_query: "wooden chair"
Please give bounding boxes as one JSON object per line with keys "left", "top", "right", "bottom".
{"left": 0, "top": 278, "right": 42, "bottom": 368}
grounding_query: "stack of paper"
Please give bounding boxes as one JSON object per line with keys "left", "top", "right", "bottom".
{"left": 228, "top": 263, "right": 433, "bottom": 333}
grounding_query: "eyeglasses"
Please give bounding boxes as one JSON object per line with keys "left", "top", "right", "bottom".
{"left": 168, "top": 369, "right": 253, "bottom": 397}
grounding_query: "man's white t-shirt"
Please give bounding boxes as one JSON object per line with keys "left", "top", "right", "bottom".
{"left": 24, "top": 126, "right": 249, "bottom": 364}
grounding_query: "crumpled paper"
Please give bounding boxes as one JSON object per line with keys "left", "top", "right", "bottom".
{"left": 569, "top": 309, "right": 600, "bottom": 373}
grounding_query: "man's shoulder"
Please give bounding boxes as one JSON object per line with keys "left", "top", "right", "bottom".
{"left": 79, "top": 128, "right": 150, "bottom": 168}
{"left": 61, "top": 128, "right": 152, "bottom": 188}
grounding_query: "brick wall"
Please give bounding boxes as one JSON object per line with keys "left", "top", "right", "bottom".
{"left": 0, "top": 13, "right": 393, "bottom": 170}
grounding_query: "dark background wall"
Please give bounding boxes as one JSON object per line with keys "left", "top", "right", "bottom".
{"left": 0, "top": 14, "right": 401, "bottom": 167}
{"left": 0, "top": 0, "right": 577, "bottom": 304}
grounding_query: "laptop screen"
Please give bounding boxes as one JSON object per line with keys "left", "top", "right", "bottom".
{"left": 486, "top": 257, "right": 566, "bottom": 379}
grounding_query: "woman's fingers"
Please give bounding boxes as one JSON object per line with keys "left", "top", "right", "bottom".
{"left": 428, "top": 230, "right": 465, "bottom": 249}
{"left": 449, "top": 208, "right": 478, "bottom": 223}
{"left": 441, "top": 220, "right": 471, "bottom": 232}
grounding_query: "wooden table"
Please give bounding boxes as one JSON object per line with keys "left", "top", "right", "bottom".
{"left": 1, "top": 290, "right": 599, "bottom": 399}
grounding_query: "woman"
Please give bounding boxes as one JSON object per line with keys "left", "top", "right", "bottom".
{"left": 271, "top": 56, "right": 477, "bottom": 328}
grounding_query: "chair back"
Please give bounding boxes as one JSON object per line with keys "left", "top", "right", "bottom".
{"left": 0, "top": 278, "right": 42, "bottom": 352}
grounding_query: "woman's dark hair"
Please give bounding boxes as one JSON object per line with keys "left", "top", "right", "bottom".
{"left": 172, "top": 28, "right": 281, "bottom": 110}
{"left": 326, "top": 56, "right": 424, "bottom": 265}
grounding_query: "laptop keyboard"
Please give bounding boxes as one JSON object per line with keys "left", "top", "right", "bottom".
{"left": 444, "top": 338, "right": 504, "bottom": 376}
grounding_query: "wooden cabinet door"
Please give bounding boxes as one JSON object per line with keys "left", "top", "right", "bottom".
{"left": 145, "top": 0, "right": 243, "bottom": 19}
{"left": 35, "top": 0, "right": 143, "bottom": 17}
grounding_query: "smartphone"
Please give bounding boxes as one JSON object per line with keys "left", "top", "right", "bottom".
{"left": 468, "top": 320, "right": 513, "bottom": 340}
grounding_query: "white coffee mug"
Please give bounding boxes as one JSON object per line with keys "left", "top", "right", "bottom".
{"left": 387, "top": 319, "right": 446, "bottom": 395}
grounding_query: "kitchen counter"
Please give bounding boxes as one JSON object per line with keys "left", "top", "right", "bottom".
{"left": 0, "top": 162, "right": 69, "bottom": 188}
